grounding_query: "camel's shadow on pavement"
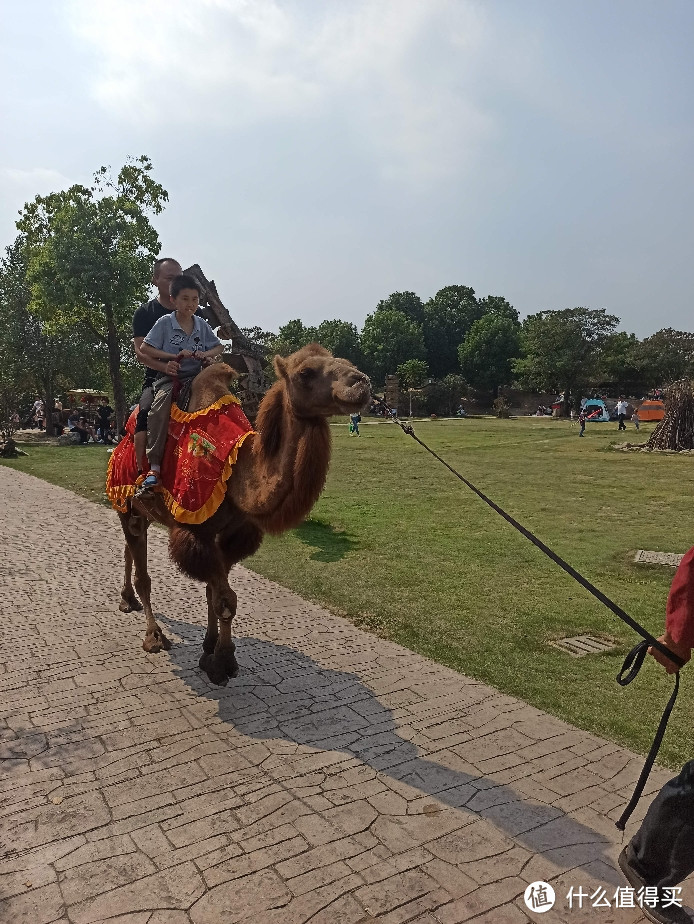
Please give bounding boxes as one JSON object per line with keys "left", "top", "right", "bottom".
{"left": 160, "top": 612, "right": 627, "bottom": 887}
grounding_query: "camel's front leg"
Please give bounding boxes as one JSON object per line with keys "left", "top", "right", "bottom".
{"left": 118, "top": 512, "right": 171, "bottom": 653}
{"left": 119, "top": 543, "right": 143, "bottom": 613}
{"left": 202, "top": 585, "right": 218, "bottom": 654}
{"left": 199, "top": 579, "right": 238, "bottom": 685}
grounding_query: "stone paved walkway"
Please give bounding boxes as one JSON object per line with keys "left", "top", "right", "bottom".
{"left": 0, "top": 466, "right": 691, "bottom": 924}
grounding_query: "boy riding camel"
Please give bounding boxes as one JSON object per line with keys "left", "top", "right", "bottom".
{"left": 138, "top": 274, "right": 224, "bottom": 490}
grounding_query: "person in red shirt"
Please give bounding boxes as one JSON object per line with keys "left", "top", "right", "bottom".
{"left": 618, "top": 549, "right": 694, "bottom": 923}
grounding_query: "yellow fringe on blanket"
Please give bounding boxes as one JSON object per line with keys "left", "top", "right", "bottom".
{"left": 169, "top": 393, "right": 240, "bottom": 424}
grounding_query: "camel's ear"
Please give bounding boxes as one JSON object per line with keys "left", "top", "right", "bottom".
{"left": 273, "top": 355, "right": 288, "bottom": 379}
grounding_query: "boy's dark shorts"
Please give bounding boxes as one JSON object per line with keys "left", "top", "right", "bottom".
{"left": 135, "top": 386, "right": 154, "bottom": 434}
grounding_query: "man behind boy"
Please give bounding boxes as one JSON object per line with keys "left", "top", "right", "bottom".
{"left": 138, "top": 274, "right": 223, "bottom": 489}
{"left": 132, "top": 258, "right": 183, "bottom": 471}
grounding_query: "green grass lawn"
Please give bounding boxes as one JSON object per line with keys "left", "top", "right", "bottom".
{"left": 4, "top": 416, "right": 693, "bottom": 768}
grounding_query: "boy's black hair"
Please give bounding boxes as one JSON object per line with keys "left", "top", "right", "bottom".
{"left": 170, "top": 274, "right": 201, "bottom": 299}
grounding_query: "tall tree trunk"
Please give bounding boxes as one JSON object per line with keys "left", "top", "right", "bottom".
{"left": 105, "top": 305, "right": 127, "bottom": 432}
{"left": 40, "top": 356, "right": 56, "bottom": 437}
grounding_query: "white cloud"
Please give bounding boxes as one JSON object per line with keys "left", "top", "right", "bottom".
{"left": 2, "top": 167, "right": 75, "bottom": 193}
{"left": 65, "top": 0, "right": 497, "bottom": 183}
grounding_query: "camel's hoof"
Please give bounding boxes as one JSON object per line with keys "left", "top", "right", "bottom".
{"left": 218, "top": 642, "right": 238, "bottom": 678}
{"left": 226, "top": 654, "right": 239, "bottom": 679}
{"left": 120, "top": 596, "right": 143, "bottom": 613}
{"left": 143, "top": 629, "right": 171, "bottom": 653}
{"left": 202, "top": 631, "right": 219, "bottom": 655}
{"left": 199, "top": 652, "right": 229, "bottom": 686}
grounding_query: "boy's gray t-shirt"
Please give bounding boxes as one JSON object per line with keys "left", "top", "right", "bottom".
{"left": 143, "top": 313, "right": 221, "bottom": 378}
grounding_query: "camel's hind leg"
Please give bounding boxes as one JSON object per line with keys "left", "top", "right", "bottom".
{"left": 118, "top": 510, "right": 171, "bottom": 653}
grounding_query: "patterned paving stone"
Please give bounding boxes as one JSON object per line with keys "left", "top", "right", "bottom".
{"left": 0, "top": 466, "right": 692, "bottom": 923}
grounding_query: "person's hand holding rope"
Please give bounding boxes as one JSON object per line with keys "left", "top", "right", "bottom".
{"left": 192, "top": 349, "right": 215, "bottom": 368}
{"left": 650, "top": 632, "right": 691, "bottom": 674}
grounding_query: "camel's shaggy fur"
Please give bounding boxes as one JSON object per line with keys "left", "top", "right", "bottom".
{"left": 118, "top": 345, "right": 370, "bottom": 684}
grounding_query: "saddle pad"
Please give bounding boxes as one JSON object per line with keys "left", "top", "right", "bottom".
{"left": 106, "top": 394, "right": 255, "bottom": 524}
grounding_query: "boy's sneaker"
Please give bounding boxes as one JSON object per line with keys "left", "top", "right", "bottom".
{"left": 136, "top": 472, "right": 161, "bottom": 495}
{"left": 618, "top": 845, "right": 691, "bottom": 923}
{"left": 142, "top": 472, "right": 160, "bottom": 489}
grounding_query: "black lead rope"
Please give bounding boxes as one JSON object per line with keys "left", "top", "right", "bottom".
{"left": 371, "top": 396, "right": 683, "bottom": 829}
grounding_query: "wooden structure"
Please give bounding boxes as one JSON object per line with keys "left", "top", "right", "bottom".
{"left": 183, "top": 265, "right": 268, "bottom": 419}
{"left": 646, "top": 381, "right": 694, "bottom": 450}
{"left": 384, "top": 375, "right": 399, "bottom": 412}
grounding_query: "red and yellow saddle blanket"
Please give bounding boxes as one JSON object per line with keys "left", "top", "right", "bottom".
{"left": 106, "top": 395, "right": 255, "bottom": 525}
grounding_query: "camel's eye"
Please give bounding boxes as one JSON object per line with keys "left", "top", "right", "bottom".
{"left": 299, "top": 367, "right": 316, "bottom": 383}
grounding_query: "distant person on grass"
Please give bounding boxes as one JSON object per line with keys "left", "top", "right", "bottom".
{"left": 96, "top": 397, "right": 114, "bottom": 443}
{"left": 616, "top": 397, "right": 628, "bottom": 431}
{"left": 578, "top": 407, "right": 586, "bottom": 437}
{"left": 72, "top": 415, "right": 96, "bottom": 444}
{"left": 32, "top": 397, "right": 44, "bottom": 429}
{"left": 618, "top": 549, "right": 694, "bottom": 924}
{"left": 137, "top": 274, "right": 223, "bottom": 490}
{"left": 349, "top": 412, "right": 361, "bottom": 436}
{"left": 52, "top": 398, "right": 63, "bottom": 435}
{"left": 632, "top": 408, "right": 640, "bottom": 431}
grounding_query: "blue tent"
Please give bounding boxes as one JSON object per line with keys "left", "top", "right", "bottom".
{"left": 581, "top": 398, "right": 610, "bottom": 422}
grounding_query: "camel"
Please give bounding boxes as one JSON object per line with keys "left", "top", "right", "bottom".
{"left": 117, "top": 344, "right": 370, "bottom": 685}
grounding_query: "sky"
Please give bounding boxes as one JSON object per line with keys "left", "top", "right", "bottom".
{"left": 1, "top": 0, "right": 692, "bottom": 337}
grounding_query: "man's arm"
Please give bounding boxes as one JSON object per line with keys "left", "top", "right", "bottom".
{"left": 133, "top": 336, "right": 168, "bottom": 373}
{"left": 140, "top": 340, "right": 178, "bottom": 361}
{"left": 136, "top": 338, "right": 184, "bottom": 377}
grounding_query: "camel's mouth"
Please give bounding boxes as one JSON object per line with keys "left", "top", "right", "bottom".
{"left": 333, "top": 378, "right": 370, "bottom": 416}
{"left": 334, "top": 393, "right": 370, "bottom": 416}
{"left": 336, "top": 400, "right": 365, "bottom": 415}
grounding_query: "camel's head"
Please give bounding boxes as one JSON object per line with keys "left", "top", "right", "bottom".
{"left": 274, "top": 344, "right": 371, "bottom": 418}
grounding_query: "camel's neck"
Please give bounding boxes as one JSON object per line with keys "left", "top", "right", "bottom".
{"left": 231, "top": 384, "right": 331, "bottom": 533}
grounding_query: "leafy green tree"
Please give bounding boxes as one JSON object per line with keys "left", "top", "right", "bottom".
{"left": 0, "top": 239, "right": 34, "bottom": 434}
{"left": 396, "top": 359, "right": 429, "bottom": 390}
{"left": 594, "top": 331, "right": 646, "bottom": 394}
{"left": 241, "top": 326, "right": 276, "bottom": 348}
{"left": 477, "top": 295, "right": 519, "bottom": 324}
{"left": 513, "top": 308, "right": 619, "bottom": 413}
{"left": 422, "top": 285, "right": 483, "bottom": 378}
{"left": 270, "top": 319, "right": 319, "bottom": 356}
{"left": 397, "top": 359, "right": 429, "bottom": 416}
{"left": 458, "top": 314, "right": 522, "bottom": 393}
{"left": 315, "top": 319, "right": 363, "bottom": 367}
{"left": 361, "top": 309, "right": 426, "bottom": 384}
{"left": 420, "top": 374, "right": 468, "bottom": 416}
{"left": 16, "top": 155, "right": 168, "bottom": 429}
{"left": 0, "top": 236, "right": 104, "bottom": 436}
{"left": 375, "top": 291, "right": 425, "bottom": 326}
{"left": 636, "top": 329, "right": 694, "bottom": 387}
